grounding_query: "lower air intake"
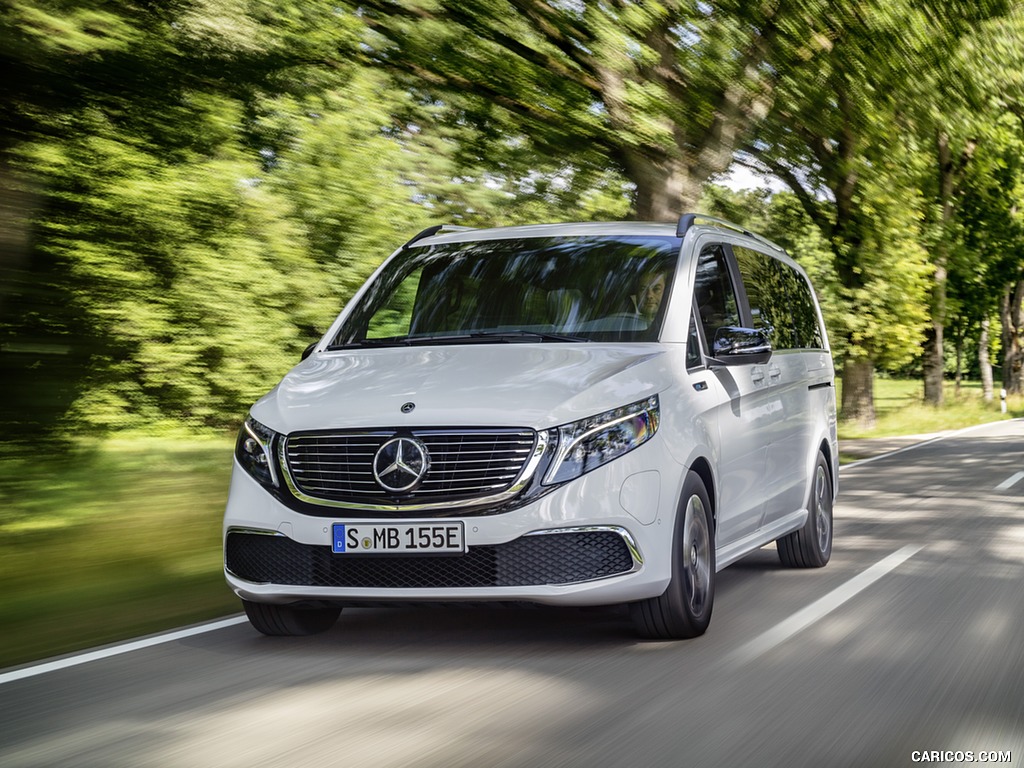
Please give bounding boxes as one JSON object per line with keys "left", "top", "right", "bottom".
{"left": 226, "top": 530, "right": 635, "bottom": 588}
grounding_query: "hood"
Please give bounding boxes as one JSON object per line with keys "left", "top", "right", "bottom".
{"left": 252, "top": 344, "right": 671, "bottom": 432}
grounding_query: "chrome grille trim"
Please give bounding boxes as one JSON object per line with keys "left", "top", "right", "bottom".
{"left": 279, "top": 429, "right": 549, "bottom": 511}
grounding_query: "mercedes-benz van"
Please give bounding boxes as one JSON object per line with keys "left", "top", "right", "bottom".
{"left": 224, "top": 213, "right": 838, "bottom": 639}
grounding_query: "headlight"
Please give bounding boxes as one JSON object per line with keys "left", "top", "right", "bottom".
{"left": 235, "top": 415, "right": 280, "bottom": 488}
{"left": 543, "top": 395, "right": 660, "bottom": 485}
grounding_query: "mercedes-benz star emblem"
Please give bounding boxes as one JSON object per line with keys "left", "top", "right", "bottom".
{"left": 373, "top": 437, "right": 429, "bottom": 493}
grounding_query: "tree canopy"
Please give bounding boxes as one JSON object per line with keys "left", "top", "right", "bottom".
{"left": 1, "top": 0, "right": 1023, "bottom": 442}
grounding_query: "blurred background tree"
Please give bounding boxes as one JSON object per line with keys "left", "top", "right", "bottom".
{"left": 357, "top": 0, "right": 836, "bottom": 219}
{"left": 953, "top": 6, "right": 1024, "bottom": 396}
{"left": 1, "top": 0, "right": 1023, "bottom": 445}
{"left": 0, "top": 0, "right": 400, "bottom": 440}
{"left": 733, "top": 0, "right": 1010, "bottom": 426}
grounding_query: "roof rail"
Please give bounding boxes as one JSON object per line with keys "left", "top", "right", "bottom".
{"left": 402, "top": 224, "right": 475, "bottom": 249}
{"left": 675, "top": 213, "right": 786, "bottom": 254}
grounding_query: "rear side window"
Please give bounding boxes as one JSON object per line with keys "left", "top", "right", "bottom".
{"left": 733, "top": 245, "right": 824, "bottom": 351}
{"left": 789, "top": 269, "right": 825, "bottom": 349}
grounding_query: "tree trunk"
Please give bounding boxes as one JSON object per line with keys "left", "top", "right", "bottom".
{"left": 954, "top": 338, "right": 963, "bottom": 395}
{"left": 841, "top": 356, "right": 876, "bottom": 428}
{"left": 923, "top": 130, "right": 954, "bottom": 406}
{"left": 626, "top": 150, "right": 702, "bottom": 222}
{"left": 1001, "top": 279, "right": 1024, "bottom": 395}
{"left": 980, "top": 316, "right": 993, "bottom": 402}
{"left": 922, "top": 324, "right": 945, "bottom": 406}
{"left": 0, "top": 157, "right": 38, "bottom": 318}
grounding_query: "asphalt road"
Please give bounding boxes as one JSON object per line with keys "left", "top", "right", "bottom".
{"left": 2, "top": 420, "right": 1023, "bottom": 768}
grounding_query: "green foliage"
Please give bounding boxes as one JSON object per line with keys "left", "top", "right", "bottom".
{"left": 18, "top": 119, "right": 338, "bottom": 430}
{"left": 255, "top": 70, "right": 432, "bottom": 303}
{"left": 701, "top": 184, "right": 930, "bottom": 368}
{"left": 1, "top": 1, "right": 644, "bottom": 441}
{"left": 0, "top": 3, "right": 426, "bottom": 437}
{"left": 946, "top": 10, "right": 1024, "bottom": 324}
{"left": 2, "top": 0, "right": 1023, "bottom": 440}
{"left": 725, "top": 0, "right": 1018, "bottom": 422}
{"left": 832, "top": 176, "right": 932, "bottom": 368}
{"left": 358, "top": 0, "right": 835, "bottom": 216}
{"left": 950, "top": 123, "right": 1024, "bottom": 339}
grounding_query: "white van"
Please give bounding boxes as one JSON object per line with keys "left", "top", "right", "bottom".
{"left": 224, "top": 214, "right": 838, "bottom": 639}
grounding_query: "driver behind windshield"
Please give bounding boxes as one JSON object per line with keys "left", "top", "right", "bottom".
{"left": 634, "top": 267, "right": 668, "bottom": 324}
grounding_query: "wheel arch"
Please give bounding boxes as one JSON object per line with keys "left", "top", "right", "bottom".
{"left": 687, "top": 456, "right": 716, "bottom": 531}
{"left": 818, "top": 437, "right": 838, "bottom": 498}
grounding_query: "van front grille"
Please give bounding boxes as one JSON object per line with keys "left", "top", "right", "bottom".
{"left": 283, "top": 428, "right": 537, "bottom": 506}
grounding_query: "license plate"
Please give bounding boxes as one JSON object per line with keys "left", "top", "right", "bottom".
{"left": 332, "top": 522, "right": 466, "bottom": 555}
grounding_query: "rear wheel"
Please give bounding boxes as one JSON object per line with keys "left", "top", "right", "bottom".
{"left": 777, "top": 451, "right": 833, "bottom": 568}
{"left": 242, "top": 600, "right": 341, "bottom": 636}
{"left": 631, "top": 471, "right": 715, "bottom": 639}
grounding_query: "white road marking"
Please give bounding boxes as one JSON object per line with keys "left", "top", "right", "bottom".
{"left": 841, "top": 435, "right": 950, "bottom": 470}
{"left": 995, "top": 471, "right": 1024, "bottom": 491}
{"left": 0, "top": 615, "right": 248, "bottom": 686}
{"left": 841, "top": 418, "right": 1024, "bottom": 472}
{"left": 726, "top": 544, "right": 924, "bottom": 665}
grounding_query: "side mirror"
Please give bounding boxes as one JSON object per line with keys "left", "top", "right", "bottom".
{"left": 711, "top": 326, "right": 772, "bottom": 366}
{"left": 300, "top": 342, "right": 317, "bottom": 361}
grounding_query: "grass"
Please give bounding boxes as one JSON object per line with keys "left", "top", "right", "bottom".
{"left": 0, "top": 434, "right": 239, "bottom": 669}
{"left": 837, "top": 378, "right": 1023, "bottom": 440}
{"left": 0, "top": 377, "right": 1021, "bottom": 669}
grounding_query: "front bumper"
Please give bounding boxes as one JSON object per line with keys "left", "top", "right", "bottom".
{"left": 223, "top": 442, "right": 681, "bottom": 607}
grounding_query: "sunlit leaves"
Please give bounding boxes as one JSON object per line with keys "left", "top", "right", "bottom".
{"left": 2, "top": 1, "right": 139, "bottom": 56}
{"left": 0, "top": 1, "right": 405, "bottom": 435}
{"left": 359, "top": 0, "right": 835, "bottom": 216}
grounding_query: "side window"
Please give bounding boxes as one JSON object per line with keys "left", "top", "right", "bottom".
{"left": 733, "top": 245, "right": 792, "bottom": 350}
{"left": 788, "top": 268, "right": 825, "bottom": 349}
{"left": 734, "top": 245, "right": 826, "bottom": 351}
{"left": 694, "top": 244, "right": 740, "bottom": 346}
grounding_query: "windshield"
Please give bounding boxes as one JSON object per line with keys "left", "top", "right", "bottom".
{"left": 330, "top": 235, "right": 681, "bottom": 348}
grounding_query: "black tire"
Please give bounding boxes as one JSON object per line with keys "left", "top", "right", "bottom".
{"left": 630, "top": 471, "right": 715, "bottom": 639}
{"left": 777, "top": 451, "right": 833, "bottom": 568}
{"left": 242, "top": 600, "right": 341, "bottom": 636}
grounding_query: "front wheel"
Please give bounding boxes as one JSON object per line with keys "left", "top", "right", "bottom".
{"left": 630, "top": 471, "right": 715, "bottom": 639}
{"left": 242, "top": 600, "right": 341, "bottom": 636}
{"left": 777, "top": 451, "right": 833, "bottom": 568}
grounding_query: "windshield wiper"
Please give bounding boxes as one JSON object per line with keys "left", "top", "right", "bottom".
{"left": 463, "top": 330, "right": 591, "bottom": 343}
{"left": 326, "top": 338, "right": 409, "bottom": 350}
{"left": 327, "top": 335, "right": 491, "bottom": 349}
{"left": 328, "top": 330, "right": 590, "bottom": 350}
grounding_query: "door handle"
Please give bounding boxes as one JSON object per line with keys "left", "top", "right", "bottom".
{"left": 768, "top": 364, "right": 782, "bottom": 379}
{"left": 751, "top": 367, "right": 765, "bottom": 383}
